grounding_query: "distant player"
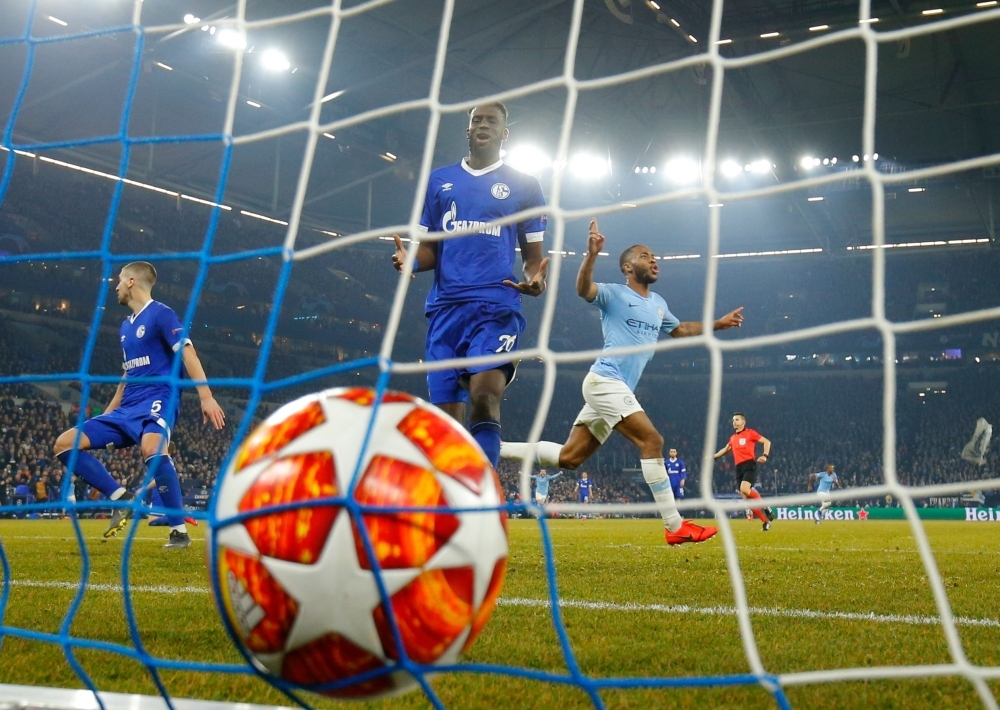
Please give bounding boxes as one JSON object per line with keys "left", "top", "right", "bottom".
{"left": 531, "top": 468, "right": 561, "bottom": 505}
{"left": 666, "top": 448, "right": 686, "bottom": 500}
{"left": 53, "top": 262, "right": 225, "bottom": 547}
{"left": 392, "top": 101, "right": 548, "bottom": 470}
{"left": 501, "top": 220, "right": 744, "bottom": 546}
{"left": 809, "top": 463, "right": 841, "bottom": 524}
{"left": 575, "top": 472, "right": 594, "bottom": 503}
{"left": 714, "top": 413, "right": 774, "bottom": 531}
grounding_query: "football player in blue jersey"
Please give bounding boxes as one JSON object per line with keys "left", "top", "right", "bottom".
{"left": 53, "top": 262, "right": 225, "bottom": 548}
{"left": 392, "top": 102, "right": 548, "bottom": 470}
{"left": 666, "top": 448, "right": 687, "bottom": 500}
{"left": 502, "top": 220, "right": 743, "bottom": 546}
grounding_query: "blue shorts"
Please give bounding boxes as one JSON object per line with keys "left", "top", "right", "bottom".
{"left": 579, "top": 492, "right": 591, "bottom": 503}
{"left": 425, "top": 301, "right": 526, "bottom": 405}
{"left": 669, "top": 474, "right": 684, "bottom": 499}
{"left": 81, "top": 395, "right": 177, "bottom": 450}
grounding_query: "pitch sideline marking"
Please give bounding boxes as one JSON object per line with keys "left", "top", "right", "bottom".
{"left": 5, "top": 579, "right": 999, "bottom": 629}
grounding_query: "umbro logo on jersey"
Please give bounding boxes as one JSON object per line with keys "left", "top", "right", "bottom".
{"left": 491, "top": 183, "right": 510, "bottom": 200}
{"left": 120, "top": 335, "right": 126, "bottom": 342}
{"left": 441, "top": 183, "right": 453, "bottom": 191}
{"left": 136, "top": 325, "right": 146, "bottom": 338}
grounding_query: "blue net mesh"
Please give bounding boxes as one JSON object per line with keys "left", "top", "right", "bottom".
{"left": 3, "top": 1, "right": 999, "bottom": 708}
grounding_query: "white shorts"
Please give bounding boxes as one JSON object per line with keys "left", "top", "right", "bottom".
{"left": 535, "top": 492, "right": 547, "bottom": 504}
{"left": 572, "top": 371, "right": 644, "bottom": 444}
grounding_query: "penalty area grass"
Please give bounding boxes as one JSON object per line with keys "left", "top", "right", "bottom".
{"left": 0, "top": 518, "right": 998, "bottom": 709}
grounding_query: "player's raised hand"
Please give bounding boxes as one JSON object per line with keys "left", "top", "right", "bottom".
{"left": 504, "top": 257, "right": 549, "bottom": 297}
{"left": 201, "top": 396, "right": 226, "bottom": 430}
{"left": 717, "top": 307, "right": 744, "bottom": 330}
{"left": 391, "top": 235, "right": 414, "bottom": 278}
{"left": 587, "top": 219, "right": 605, "bottom": 257}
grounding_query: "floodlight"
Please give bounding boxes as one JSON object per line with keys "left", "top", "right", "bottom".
{"left": 800, "top": 156, "right": 814, "bottom": 169}
{"left": 748, "top": 159, "right": 771, "bottom": 174}
{"left": 183, "top": 14, "right": 200, "bottom": 24}
{"left": 569, "top": 152, "right": 608, "bottom": 179}
{"left": 261, "top": 49, "right": 291, "bottom": 71}
{"left": 217, "top": 28, "right": 247, "bottom": 49}
{"left": 720, "top": 160, "right": 743, "bottom": 178}
{"left": 507, "top": 146, "right": 552, "bottom": 176}
{"left": 663, "top": 157, "right": 700, "bottom": 183}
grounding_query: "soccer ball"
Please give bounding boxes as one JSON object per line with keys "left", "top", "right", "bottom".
{"left": 210, "top": 387, "right": 508, "bottom": 698}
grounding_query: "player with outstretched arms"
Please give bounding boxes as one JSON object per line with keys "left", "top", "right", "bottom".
{"left": 53, "top": 262, "right": 226, "bottom": 547}
{"left": 531, "top": 468, "right": 561, "bottom": 505}
{"left": 809, "top": 463, "right": 841, "bottom": 524}
{"left": 666, "top": 447, "right": 686, "bottom": 500}
{"left": 392, "top": 102, "right": 548, "bottom": 469}
{"left": 714, "top": 413, "right": 774, "bottom": 531}
{"left": 501, "top": 220, "right": 744, "bottom": 546}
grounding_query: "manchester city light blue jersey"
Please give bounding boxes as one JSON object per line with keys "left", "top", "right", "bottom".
{"left": 815, "top": 471, "right": 838, "bottom": 493}
{"left": 119, "top": 300, "right": 192, "bottom": 408}
{"left": 532, "top": 472, "right": 560, "bottom": 496}
{"left": 589, "top": 283, "right": 680, "bottom": 391}
{"left": 419, "top": 159, "right": 546, "bottom": 313}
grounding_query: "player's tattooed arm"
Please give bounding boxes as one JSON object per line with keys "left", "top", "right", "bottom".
{"left": 505, "top": 240, "right": 549, "bottom": 296}
{"left": 181, "top": 344, "right": 226, "bottom": 430}
{"left": 575, "top": 219, "right": 603, "bottom": 302}
{"left": 669, "top": 308, "right": 745, "bottom": 338}
{"left": 392, "top": 234, "right": 437, "bottom": 275}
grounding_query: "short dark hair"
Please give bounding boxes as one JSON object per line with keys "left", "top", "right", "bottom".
{"left": 619, "top": 245, "right": 643, "bottom": 273}
{"left": 469, "top": 101, "right": 508, "bottom": 123}
{"left": 733, "top": 412, "right": 746, "bottom": 419}
{"left": 123, "top": 261, "right": 157, "bottom": 288}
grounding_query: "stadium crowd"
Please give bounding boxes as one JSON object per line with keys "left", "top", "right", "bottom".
{"left": 1, "top": 159, "right": 999, "bottom": 514}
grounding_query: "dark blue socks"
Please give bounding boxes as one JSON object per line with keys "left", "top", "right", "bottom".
{"left": 470, "top": 419, "right": 502, "bottom": 470}
{"left": 146, "top": 454, "right": 184, "bottom": 528}
{"left": 57, "top": 450, "right": 122, "bottom": 498}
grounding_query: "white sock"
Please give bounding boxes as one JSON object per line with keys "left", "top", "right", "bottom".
{"left": 641, "top": 458, "right": 683, "bottom": 532}
{"left": 171, "top": 524, "right": 187, "bottom": 534}
{"left": 109, "top": 487, "right": 126, "bottom": 501}
{"left": 499, "top": 441, "right": 563, "bottom": 467}
{"left": 820, "top": 500, "right": 832, "bottom": 512}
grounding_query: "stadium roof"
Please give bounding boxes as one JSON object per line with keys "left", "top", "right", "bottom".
{"left": 0, "top": 0, "right": 997, "bottom": 257}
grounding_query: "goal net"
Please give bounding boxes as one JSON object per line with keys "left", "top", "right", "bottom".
{"left": 2, "top": 0, "right": 1000, "bottom": 708}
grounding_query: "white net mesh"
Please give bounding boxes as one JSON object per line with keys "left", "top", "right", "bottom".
{"left": 2, "top": 0, "right": 1000, "bottom": 707}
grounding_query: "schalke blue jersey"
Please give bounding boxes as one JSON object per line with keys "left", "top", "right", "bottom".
{"left": 815, "top": 471, "right": 838, "bottom": 494}
{"left": 667, "top": 458, "right": 687, "bottom": 479}
{"left": 119, "top": 300, "right": 192, "bottom": 408}
{"left": 589, "top": 283, "right": 680, "bottom": 391}
{"left": 419, "top": 159, "right": 546, "bottom": 313}
{"left": 577, "top": 478, "right": 593, "bottom": 496}
{"left": 532, "top": 472, "right": 561, "bottom": 496}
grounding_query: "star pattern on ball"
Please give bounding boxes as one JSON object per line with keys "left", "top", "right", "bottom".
{"left": 261, "top": 509, "right": 421, "bottom": 658}
{"left": 428, "top": 474, "right": 508, "bottom": 608}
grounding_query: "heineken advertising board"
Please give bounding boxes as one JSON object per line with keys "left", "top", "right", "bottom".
{"left": 772, "top": 507, "right": 1000, "bottom": 521}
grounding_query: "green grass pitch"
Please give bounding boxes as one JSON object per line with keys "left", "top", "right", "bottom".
{"left": 1, "top": 518, "right": 998, "bottom": 709}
